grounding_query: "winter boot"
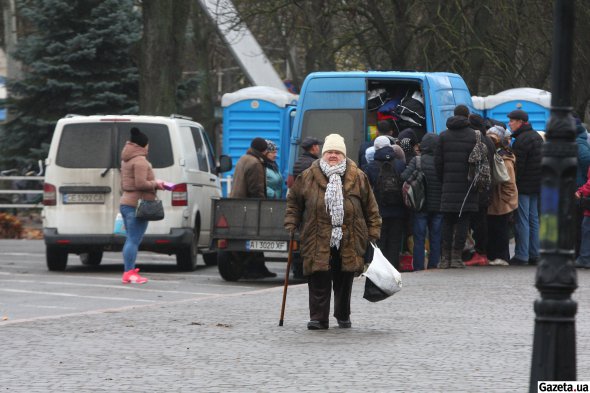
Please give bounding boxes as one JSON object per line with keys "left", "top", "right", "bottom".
{"left": 450, "top": 249, "right": 466, "bottom": 269}
{"left": 438, "top": 249, "right": 451, "bottom": 269}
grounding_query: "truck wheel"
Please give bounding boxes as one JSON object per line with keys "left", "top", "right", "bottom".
{"left": 80, "top": 251, "right": 103, "bottom": 266}
{"left": 217, "top": 251, "right": 244, "bottom": 281}
{"left": 202, "top": 251, "right": 218, "bottom": 266}
{"left": 176, "top": 226, "right": 198, "bottom": 271}
{"left": 46, "top": 246, "right": 68, "bottom": 271}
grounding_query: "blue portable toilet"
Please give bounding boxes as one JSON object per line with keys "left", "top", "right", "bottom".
{"left": 474, "top": 88, "right": 551, "bottom": 131}
{"left": 221, "top": 86, "right": 298, "bottom": 196}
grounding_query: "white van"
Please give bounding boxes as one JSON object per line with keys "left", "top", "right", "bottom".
{"left": 42, "top": 114, "right": 232, "bottom": 271}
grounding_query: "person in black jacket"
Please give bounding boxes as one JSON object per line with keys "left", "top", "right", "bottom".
{"left": 365, "top": 136, "right": 407, "bottom": 269}
{"left": 508, "top": 109, "right": 543, "bottom": 265}
{"left": 401, "top": 133, "right": 443, "bottom": 270}
{"left": 434, "top": 112, "right": 479, "bottom": 268}
{"left": 288, "top": 136, "right": 322, "bottom": 188}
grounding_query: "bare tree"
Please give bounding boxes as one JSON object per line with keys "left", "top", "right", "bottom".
{"left": 139, "top": 0, "right": 190, "bottom": 115}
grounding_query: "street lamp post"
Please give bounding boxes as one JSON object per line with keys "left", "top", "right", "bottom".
{"left": 530, "top": 0, "right": 577, "bottom": 390}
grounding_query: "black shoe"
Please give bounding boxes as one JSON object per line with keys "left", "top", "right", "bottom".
{"left": 509, "top": 257, "right": 528, "bottom": 266}
{"left": 261, "top": 267, "right": 277, "bottom": 278}
{"left": 528, "top": 257, "right": 539, "bottom": 266}
{"left": 337, "top": 319, "right": 352, "bottom": 328}
{"left": 307, "top": 320, "right": 329, "bottom": 330}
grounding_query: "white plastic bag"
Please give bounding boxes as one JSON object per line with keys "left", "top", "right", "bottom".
{"left": 114, "top": 213, "right": 126, "bottom": 235}
{"left": 362, "top": 243, "right": 402, "bottom": 301}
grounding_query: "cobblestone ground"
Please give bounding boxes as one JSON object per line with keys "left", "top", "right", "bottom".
{"left": 1, "top": 267, "right": 589, "bottom": 392}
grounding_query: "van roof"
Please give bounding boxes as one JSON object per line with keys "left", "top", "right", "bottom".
{"left": 305, "top": 70, "right": 463, "bottom": 80}
{"left": 57, "top": 114, "right": 201, "bottom": 126}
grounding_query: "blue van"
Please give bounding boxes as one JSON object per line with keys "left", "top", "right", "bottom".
{"left": 221, "top": 86, "right": 298, "bottom": 196}
{"left": 287, "top": 71, "right": 477, "bottom": 173}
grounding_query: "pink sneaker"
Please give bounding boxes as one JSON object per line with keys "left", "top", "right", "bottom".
{"left": 122, "top": 268, "right": 148, "bottom": 284}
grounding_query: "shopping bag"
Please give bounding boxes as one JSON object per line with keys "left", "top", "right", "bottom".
{"left": 114, "top": 213, "right": 126, "bottom": 235}
{"left": 362, "top": 243, "right": 402, "bottom": 302}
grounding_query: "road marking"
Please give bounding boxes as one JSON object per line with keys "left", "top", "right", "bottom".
{"left": 0, "top": 288, "right": 156, "bottom": 303}
{"left": 0, "top": 282, "right": 306, "bottom": 326}
{"left": 0, "top": 279, "right": 216, "bottom": 296}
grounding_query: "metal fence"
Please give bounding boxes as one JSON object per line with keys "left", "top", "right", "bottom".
{"left": 0, "top": 176, "right": 44, "bottom": 209}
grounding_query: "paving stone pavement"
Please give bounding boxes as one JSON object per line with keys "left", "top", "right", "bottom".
{"left": 1, "top": 266, "right": 589, "bottom": 392}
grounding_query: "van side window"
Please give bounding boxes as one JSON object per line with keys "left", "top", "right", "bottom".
{"left": 190, "top": 127, "right": 209, "bottom": 172}
{"left": 201, "top": 130, "right": 217, "bottom": 174}
{"left": 56, "top": 124, "right": 113, "bottom": 168}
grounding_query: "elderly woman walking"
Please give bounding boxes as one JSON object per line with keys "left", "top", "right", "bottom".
{"left": 285, "top": 133, "right": 381, "bottom": 330}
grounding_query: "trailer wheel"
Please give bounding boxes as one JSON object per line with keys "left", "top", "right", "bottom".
{"left": 46, "top": 246, "right": 68, "bottom": 271}
{"left": 80, "top": 251, "right": 103, "bottom": 266}
{"left": 217, "top": 251, "right": 244, "bottom": 281}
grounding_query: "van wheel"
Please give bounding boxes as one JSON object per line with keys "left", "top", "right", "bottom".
{"left": 80, "top": 251, "right": 103, "bottom": 266}
{"left": 176, "top": 226, "right": 198, "bottom": 271}
{"left": 202, "top": 251, "right": 218, "bottom": 266}
{"left": 217, "top": 251, "right": 244, "bottom": 281}
{"left": 46, "top": 246, "right": 68, "bottom": 271}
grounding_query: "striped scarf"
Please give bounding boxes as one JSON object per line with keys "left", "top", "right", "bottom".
{"left": 320, "top": 159, "right": 347, "bottom": 249}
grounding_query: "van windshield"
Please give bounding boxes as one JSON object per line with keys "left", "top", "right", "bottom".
{"left": 56, "top": 123, "right": 173, "bottom": 169}
{"left": 301, "top": 109, "right": 363, "bottom": 163}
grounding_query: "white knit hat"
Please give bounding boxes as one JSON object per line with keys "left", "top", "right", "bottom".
{"left": 322, "top": 133, "right": 347, "bottom": 156}
{"left": 373, "top": 135, "right": 390, "bottom": 150}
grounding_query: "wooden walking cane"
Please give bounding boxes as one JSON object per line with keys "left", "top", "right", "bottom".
{"left": 279, "top": 231, "right": 295, "bottom": 326}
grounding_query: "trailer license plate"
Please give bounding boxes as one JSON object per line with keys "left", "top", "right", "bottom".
{"left": 63, "top": 193, "right": 106, "bottom": 204}
{"left": 246, "top": 240, "right": 288, "bottom": 251}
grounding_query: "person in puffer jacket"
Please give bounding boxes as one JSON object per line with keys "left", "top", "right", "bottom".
{"left": 120, "top": 127, "right": 166, "bottom": 284}
{"left": 434, "top": 112, "right": 479, "bottom": 268}
{"left": 401, "top": 133, "right": 443, "bottom": 270}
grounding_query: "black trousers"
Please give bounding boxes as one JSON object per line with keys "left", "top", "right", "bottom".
{"left": 487, "top": 213, "right": 510, "bottom": 261}
{"left": 308, "top": 248, "right": 354, "bottom": 323}
{"left": 379, "top": 217, "right": 404, "bottom": 269}
{"left": 441, "top": 212, "right": 471, "bottom": 254}
{"left": 471, "top": 206, "right": 488, "bottom": 254}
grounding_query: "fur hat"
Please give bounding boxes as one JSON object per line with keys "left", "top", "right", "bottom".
{"left": 130, "top": 127, "right": 148, "bottom": 147}
{"left": 322, "top": 133, "right": 346, "bottom": 156}
{"left": 301, "top": 136, "right": 322, "bottom": 150}
{"left": 373, "top": 135, "right": 391, "bottom": 150}
{"left": 507, "top": 109, "right": 529, "bottom": 122}
{"left": 454, "top": 104, "right": 470, "bottom": 117}
{"left": 250, "top": 137, "right": 268, "bottom": 152}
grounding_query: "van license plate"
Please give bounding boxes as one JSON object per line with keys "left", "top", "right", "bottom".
{"left": 246, "top": 240, "right": 288, "bottom": 251}
{"left": 63, "top": 193, "right": 106, "bottom": 204}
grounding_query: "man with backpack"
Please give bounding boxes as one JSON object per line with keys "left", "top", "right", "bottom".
{"left": 434, "top": 108, "right": 481, "bottom": 269}
{"left": 508, "top": 109, "right": 543, "bottom": 266}
{"left": 365, "top": 136, "right": 407, "bottom": 269}
{"left": 401, "top": 133, "right": 443, "bottom": 270}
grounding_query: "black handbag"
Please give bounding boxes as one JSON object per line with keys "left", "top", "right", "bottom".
{"left": 136, "top": 198, "right": 165, "bottom": 221}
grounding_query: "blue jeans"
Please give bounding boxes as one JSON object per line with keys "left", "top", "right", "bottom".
{"left": 413, "top": 212, "right": 443, "bottom": 270}
{"left": 577, "top": 216, "right": 590, "bottom": 266}
{"left": 120, "top": 204, "right": 149, "bottom": 272}
{"left": 514, "top": 193, "right": 540, "bottom": 261}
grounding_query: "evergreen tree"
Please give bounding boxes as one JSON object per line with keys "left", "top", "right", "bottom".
{"left": 0, "top": 0, "right": 141, "bottom": 168}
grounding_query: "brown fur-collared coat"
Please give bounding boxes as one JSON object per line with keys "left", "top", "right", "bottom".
{"left": 284, "top": 158, "right": 381, "bottom": 275}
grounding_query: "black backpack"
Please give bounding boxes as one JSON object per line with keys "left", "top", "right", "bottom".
{"left": 375, "top": 160, "right": 403, "bottom": 207}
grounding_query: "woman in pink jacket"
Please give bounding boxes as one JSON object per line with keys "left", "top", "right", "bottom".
{"left": 575, "top": 166, "right": 590, "bottom": 269}
{"left": 119, "top": 127, "right": 165, "bottom": 284}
